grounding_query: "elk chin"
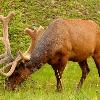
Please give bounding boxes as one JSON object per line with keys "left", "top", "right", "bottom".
{"left": 5, "top": 75, "right": 25, "bottom": 91}
{"left": 5, "top": 81, "right": 17, "bottom": 91}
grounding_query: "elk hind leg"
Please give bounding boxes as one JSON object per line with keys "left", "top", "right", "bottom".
{"left": 77, "top": 60, "right": 90, "bottom": 89}
{"left": 93, "top": 52, "right": 100, "bottom": 77}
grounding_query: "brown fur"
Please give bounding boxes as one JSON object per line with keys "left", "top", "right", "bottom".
{"left": 6, "top": 19, "right": 100, "bottom": 91}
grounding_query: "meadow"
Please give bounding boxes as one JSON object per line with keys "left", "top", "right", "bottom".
{"left": 0, "top": 0, "right": 100, "bottom": 100}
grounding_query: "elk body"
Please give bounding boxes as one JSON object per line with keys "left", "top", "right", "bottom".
{"left": 0, "top": 12, "right": 100, "bottom": 91}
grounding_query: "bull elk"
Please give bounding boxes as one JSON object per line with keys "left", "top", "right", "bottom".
{"left": 0, "top": 12, "right": 100, "bottom": 91}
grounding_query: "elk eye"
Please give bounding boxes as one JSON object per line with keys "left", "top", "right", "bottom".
{"left": 20, "top": 62, "right": 24, "bottom": 65}
{"left": 13, "top": 70, "right": 20, "bottom": 75}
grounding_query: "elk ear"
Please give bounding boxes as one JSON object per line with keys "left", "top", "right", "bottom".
{"left": 19, "top": 50, "right": 30, "bottom": 61}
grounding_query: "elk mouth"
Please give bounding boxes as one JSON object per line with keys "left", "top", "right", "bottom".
{"left": 5, "top": 81, "right": 17, "bottom": 91}
{"left": 5, "top": 76, "right": 25, "bottom": 90}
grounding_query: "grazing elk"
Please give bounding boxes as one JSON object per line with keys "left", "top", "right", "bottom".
{"left": 0, "top": 12, "right": 100, "bottom": 91}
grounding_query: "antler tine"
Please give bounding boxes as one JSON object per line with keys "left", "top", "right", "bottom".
{"left": 2, "top": 12, "right": 15, "bottom": 54}
{"left": 0, "top": 12, "right": 15, "bottom": 64}
{"left": 25, "top": 28, "right": 36, "bottom": 38}
{"left": 6, "top": 12, "right": 15, "bottom": 24}
{"left": 25, "top": 26, "right": 44, "bottom": 39}
{"left": 19, "top": 50, "right": 30, "bottom": 61}
{"left": 0, "top": 12, "right": 15, "bottom": 24}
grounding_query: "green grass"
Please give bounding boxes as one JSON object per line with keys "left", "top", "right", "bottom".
{"left": 2, "top": 58, "right": 100, "bottom": 100}
{"left": 0, "top": 0, "right": 100, "bottom": 100}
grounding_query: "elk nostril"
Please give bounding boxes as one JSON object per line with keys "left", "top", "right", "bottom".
{"left": 7, "top": 82, "right": 10, "bottom": 85}
{"left": 5, "top": 84, "right": 15, "bottom": 91}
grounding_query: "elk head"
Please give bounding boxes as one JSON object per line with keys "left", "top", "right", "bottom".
{"left": 0, "top": 12, "right": 44, "bottom": 90}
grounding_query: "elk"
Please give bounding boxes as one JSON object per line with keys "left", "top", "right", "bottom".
{"left": 0, "top": 12, "right": 100, "bottom": 91}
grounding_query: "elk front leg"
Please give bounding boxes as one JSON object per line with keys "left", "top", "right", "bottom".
{"left": 53, "top": 65, "right": 66, "bottom": 91}
{"left": 52, "top": 58, "right": 67, "bottom": 91}
{"left": 53, "top": 67, "right": 62, "bottom": 91}
{"left": 77, "top": 60, "right": 90, "bottom": 89}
